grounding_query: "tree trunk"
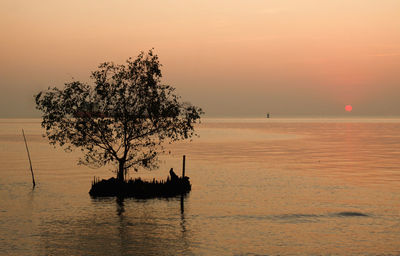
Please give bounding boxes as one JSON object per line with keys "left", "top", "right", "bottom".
{"left": 117, "top": 160, "right": 125, "bottom": 182}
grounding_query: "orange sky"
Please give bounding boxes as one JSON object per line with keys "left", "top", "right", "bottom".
{"left": 1, "top": 0, "right": 399, "bottom": 117}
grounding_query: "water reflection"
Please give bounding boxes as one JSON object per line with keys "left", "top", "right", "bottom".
{"left": 116, "top": 196, "right": 125, "bottom": 216}
{"left": 115, "top": 197, "right": 128, "bottom": 255}
{"left": 36, "top": 197, "right": 192, "bottom": 256}
{"left": 180, "top": 195, "right": 187, "bottom": 234}
{"left": 3, "top": 119, "right": 400, "bottom": 255}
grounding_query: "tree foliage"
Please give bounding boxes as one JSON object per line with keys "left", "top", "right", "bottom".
{"left": 35, "top": 50, "right": 203, "bottom": 181}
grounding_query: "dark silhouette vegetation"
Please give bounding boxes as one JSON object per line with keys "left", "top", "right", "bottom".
{"left": 90, "top": 168, "right": 191, "bottom": 198}
{"left": 34, "top": 50, "right": 202, "bottom": 196}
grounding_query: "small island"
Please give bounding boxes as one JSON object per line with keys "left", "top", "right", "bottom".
{"left": 89, "top": 168, "right": 191, "bottom": 198}
{"left": 34, "top": 50, "right": 202, "bottom": 197}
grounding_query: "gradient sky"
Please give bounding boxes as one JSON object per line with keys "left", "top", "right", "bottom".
{"left": 1, "top": 0, "right": 399, "bottom": 117}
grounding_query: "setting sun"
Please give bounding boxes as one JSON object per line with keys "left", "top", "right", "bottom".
{"left": 345, "top": 105, "right": 353, "bottom": 112}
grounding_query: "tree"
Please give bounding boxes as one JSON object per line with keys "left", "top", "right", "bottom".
{"left": 35, "top": 50, "right": 203, "bottom": 182}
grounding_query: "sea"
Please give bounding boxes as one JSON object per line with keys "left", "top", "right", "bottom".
{"left": 1, "top": 118, "right": 400, "bottom": 255}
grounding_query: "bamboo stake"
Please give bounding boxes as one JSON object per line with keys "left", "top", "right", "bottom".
{"left": 182, "top": 155, "right": 186, "bottom": 178}
{"left": 22, "top": 129, "right": 36, "bottom": 188}
{"left": 181, "top": 155, "right": 186, "bottom": 214}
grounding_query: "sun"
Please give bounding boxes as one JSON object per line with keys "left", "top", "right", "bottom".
{"left": 345, "top": 105, "right": 352, "bottom": 112}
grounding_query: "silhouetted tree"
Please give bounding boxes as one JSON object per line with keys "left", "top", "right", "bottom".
{"left": 35, "top": 50, "right": 203, "bottom": 182}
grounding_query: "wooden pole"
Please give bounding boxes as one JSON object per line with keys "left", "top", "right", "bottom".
{"left": 182, "top": 155, "right": 186, "bottom": 178}
{"left": 22, "top": 129, "right": 36, "bottom": 188}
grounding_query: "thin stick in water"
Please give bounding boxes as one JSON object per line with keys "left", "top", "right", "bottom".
{"left": 22, "top": 129, "right": 36, "bottom": 188}
{"left": 182, "top": 155, "right": 186, "bottom": 178}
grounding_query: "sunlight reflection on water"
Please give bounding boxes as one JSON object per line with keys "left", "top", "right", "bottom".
{"left": 1, "top": 118, "right": 400, "bottom": 255}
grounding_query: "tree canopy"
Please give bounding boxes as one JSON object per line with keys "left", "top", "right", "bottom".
{"left": 35, "top": 50, "right": 203, "bottom": 181}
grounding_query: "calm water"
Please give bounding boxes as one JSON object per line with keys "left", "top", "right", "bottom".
{"left": 1, "top": 118, "right": 400, "bottom": 255}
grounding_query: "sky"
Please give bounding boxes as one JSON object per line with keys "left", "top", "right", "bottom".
{"left": 1, "top": 0, "right": 399, "bottom": 118}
